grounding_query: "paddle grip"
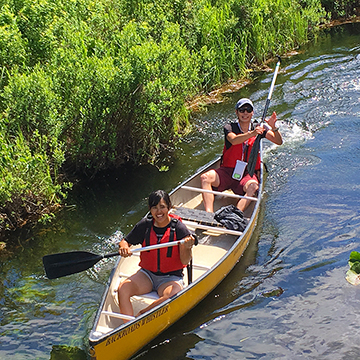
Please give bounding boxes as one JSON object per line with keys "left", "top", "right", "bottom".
{"left": 192, "top": 233, "right": 198, "bottom": 246}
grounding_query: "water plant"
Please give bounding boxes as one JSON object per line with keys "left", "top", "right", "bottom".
{"left": 346, "top": 251, "right": 360, "bottom": 286}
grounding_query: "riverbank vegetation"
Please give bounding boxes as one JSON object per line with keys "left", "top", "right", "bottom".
{"left": 0, "top": 0, "right": 358, "bottom": 237}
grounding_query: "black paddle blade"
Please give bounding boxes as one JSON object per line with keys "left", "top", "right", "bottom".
{"left": 247, "top": 135, "right": 262, "bottom": 177}
{"left": 43, "top": 251, "right": 103, "bottom": 279}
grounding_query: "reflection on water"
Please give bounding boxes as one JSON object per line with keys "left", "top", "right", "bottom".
{"left": 1, "top": 22, "right": 360, "bottom": 360}
{"left": 50, "top": 345, "right": 87, "bottom": 360}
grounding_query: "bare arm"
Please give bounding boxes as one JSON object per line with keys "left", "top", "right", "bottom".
{"left": 227, "top": 127, "right": 265, "bottom": 145}
{"left": 179, "top": 235, "right": 195, "bottom": 265}
{"left": 265, "top": 112, "right": 283, "bottom": 145}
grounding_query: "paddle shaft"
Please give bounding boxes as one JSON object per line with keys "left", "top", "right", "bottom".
{"left": 104, "top": 239, "right": 187, "bottom": 259}
{"left": 247, "top": 57, "right": 281, "bottom": 177}
{"left": 260, "top": 56, "right": 281, "bottom": 123}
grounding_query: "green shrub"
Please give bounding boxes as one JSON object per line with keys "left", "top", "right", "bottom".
{"left": 9, "top": 0, "right": 57, "bottom": 66}
{"left": 0, "top": 5, "right": 27, "bottom": 69}
{"left": 0, "top": 125, "right": 67, "bottom": 231}
{"left": 320, "top": 0, "right": 359, "bottom": 19}
{"left": 2, "top": 66, "right": 61, "bottom": 138}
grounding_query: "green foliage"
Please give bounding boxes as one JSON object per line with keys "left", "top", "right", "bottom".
{"left": 346, "top": 251, "right": 360, "bottom": 285}
{"left": 350, "top": 262, "right": 360, "bottom": 274}
{"left": 349, "top": 251, "right": 360, "bottom": 266}
{"left": 230, "top": 0, "right": 326, "bottom": 62}
{"left": 320, "top": 0, "right": 359, "bottom": 19}
{"left": 117, "top": 21, "right": 199, "bottom": 160}
{"left": 0, "top": 0, "right": 355, "bottom": 233}
{"left": 0, "top": 123, "right": 67, "bottom": 232}
{"left": 2, "top": 66, "right": 61, "bottom": 138}
{"left": 0, "top": 5, "right": 27, "bottom": 68}
{"left": 10, "top": 0, "right": 57, "bottom": 66}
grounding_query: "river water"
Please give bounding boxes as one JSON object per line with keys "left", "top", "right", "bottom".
{"left": 1, "top": 22, "right": 360, "bottom": 360}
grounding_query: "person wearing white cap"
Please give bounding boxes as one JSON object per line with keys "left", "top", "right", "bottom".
{"left": 200, "top": 98, "right": 283, "bottom": 213}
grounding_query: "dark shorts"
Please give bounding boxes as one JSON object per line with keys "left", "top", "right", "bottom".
{"left": 214, "top": 167, "right": 259, "bottom": 195}
{"left": 140, "top": 268, "right": 184, "bottom": 292}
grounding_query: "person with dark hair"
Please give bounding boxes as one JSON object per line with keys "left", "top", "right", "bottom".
{"left": 201, "top": 98, "right": 283, "bottom": 212}
{"left": 117, "top": 190, "right": 195, "bottom": 319}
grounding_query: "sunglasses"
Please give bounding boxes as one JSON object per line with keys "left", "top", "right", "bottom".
{"left": 238, "top": 106, "right": 253, "bottom": 113}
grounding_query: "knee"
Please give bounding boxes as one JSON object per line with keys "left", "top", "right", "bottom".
{"left": 245, "top": 182, "right": 258, "bottom": 195}
{"left": 118, "top": 281, "right": 132, "bottom": 300}
{"left": 200, "top": 173, "right": 209, "bottom": 185}
{"left": 161, "top": 283, "right": 181, "bottom": 299}
{"left": 201, "top": 171, "right": 214, "bottom": 186}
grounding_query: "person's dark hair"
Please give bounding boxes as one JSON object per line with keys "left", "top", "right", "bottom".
{"left": 148, "top": 190, "right": 172, "bottom": 209}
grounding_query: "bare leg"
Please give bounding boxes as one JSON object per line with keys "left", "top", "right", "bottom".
{"left": 200, "top": 170, "right": 220, "bottom": 212}
{"left": 117, "top": 270, "right": 152, "bottom": 320}
{"left": 237, "top": 180, "right": 258, "bottom": 211}
{"left": 137, "top": 281, "right": 182, "bottom": 316}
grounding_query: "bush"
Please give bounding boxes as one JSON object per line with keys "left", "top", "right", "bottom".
{"left": 0, "top": 126, "right": 67, "bottom": 233}
{"left": 320, "top": 0, "right": 359, "bottom": 19}
{"left": 0, "top": 5, "right": 27, "bottom": 69}
{"left": 2, "top": 66, "right": 61, "bottom": 138}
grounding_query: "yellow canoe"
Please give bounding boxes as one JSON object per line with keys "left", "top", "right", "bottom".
{"left": 89, "top": 153, "right": 264, "bottom": 360}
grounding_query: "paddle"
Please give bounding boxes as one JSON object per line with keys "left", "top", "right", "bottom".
{"left": 247, "top": 56, "right": 281, "bottom": 177}
{"left": 43, "top": 240, "right": 187, "bottom": 279}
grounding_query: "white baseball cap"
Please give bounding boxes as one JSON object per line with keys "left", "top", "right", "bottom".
{"left": 235, "top": 98, "right": 254, "bottom": 111}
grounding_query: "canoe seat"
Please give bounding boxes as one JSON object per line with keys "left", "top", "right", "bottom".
{"left": 171, "top": 206, "right": 224, "bottom": 228}
{"left": 132, "top": 291, "right": 159, "bottom": 301}
{"left": 171, "top": 206, "right": 244, "bottom": 237}
{"left": 113, "top": 280, "right": 160, "bottom": 302}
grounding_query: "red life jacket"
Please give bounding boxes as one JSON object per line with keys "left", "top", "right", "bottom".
{"left": 139, "top": 214, "right": 185, "bottom": 274}
{"left": 221, "top": 134, "right": 261, "bottom": 171}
